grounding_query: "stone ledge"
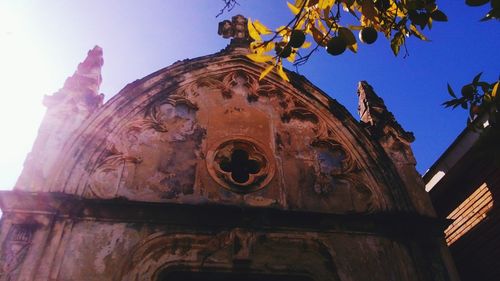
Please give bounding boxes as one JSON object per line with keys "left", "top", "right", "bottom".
{"left": 0, "top": 190, "right": 448, "bottom": 237}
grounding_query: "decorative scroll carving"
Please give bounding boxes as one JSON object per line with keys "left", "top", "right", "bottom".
{"left": 74, "top": 67, "right": 376, "bottom": 212}
{"left": 276, "top": 101, "right": 374, "bottom": 212}
{"left": 142, "top": 92, "right": 199, "bottom": 134}
{"left": 198, "top": 228, "right": 257, "bottom": 264}
{"left": 0, "top": 224, "right": 36, "bottom": 281}
{"left": 86, "top": 145, "right": 142, "bottom": 198}
{"left": 311, "top": 139, "right": 352, "bottom": 195}
{"left": 196, "top": 70, "right": 287, "bottom": 104}
{"left": 196, "top": 76, "right": 234, "bottom": 99}
{"left": 118, "top": 230, "right": 340, "bottom": 281}
{"left": 85, "top": 89, "right": 200, "bottom": 199}
{"left": 312, "top": 139, "right": 356, "bottom": 174}
{"left": 207, "top": 138, "right": 275, "bottom": 194}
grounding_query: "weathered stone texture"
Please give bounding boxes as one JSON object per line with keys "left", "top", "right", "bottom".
{"left": 0, "top": 17, "right": 458, "bottom": 281}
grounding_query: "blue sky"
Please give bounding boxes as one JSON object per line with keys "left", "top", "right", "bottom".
{"left": 0, "top": 1, "right": 498, "bottom": 189}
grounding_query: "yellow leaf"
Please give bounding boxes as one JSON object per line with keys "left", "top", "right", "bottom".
{"left": 295, "top": 0, "right": 305, "bottom": 8}
{"left": 318, "top": 0, "right": 326, "bottom": 9}
{"left": 297, "top": 17, "right": 306, "bottom": 29}
{"left": 409, "top": 24, "right": 428, "bottom": 41}
{"left": 347, "top": 42, "right": 358, "bottom": 53}
{"left": 492, "top": 82, "right": 499, "bottom": 98}
{"left": 317, "top": 19, "right": 327, "bottom": 34}
{"left": 259, "top": 64, "right": 274, "bottom": 80}
{"left": 311, "top": 25, "right": 327, "bottom": 46}
{"left": 276, "top": 26, "right": 289, "bottom": 36}
{"left": 277, "top": 64, "right": 290, "bottom": 82}
{"left": 287, "top": 51, "right": 297, "bottom": 63}
{"left": 246, "top": 53, "right": 274, "bottom": 63}
{"left": 302, "top": 41, "right": 312, "bottom": 48}
{"left": 263, "top": 41, "right": 276, "bottom": 53}
{"left": 320, "top": 0, "right": 334, "bottom": 10}
{"left": 348, "top": 25, "right": 363, "bottom": 30}
{"left": 388, "top": 2, "right": 405, "bottom": 18}
{"left": 253, "top": 20, "right": 272, "bottom": 35}
{"left": 250, "top": 41, "right": 264, "bottom": 54}
{"left": 287, "top": 2, "right": 300, "bottom": 15}
{"left": 247, "top": 19, "right": 262, "bottom": 41}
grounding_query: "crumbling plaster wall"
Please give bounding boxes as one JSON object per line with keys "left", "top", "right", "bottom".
{"left": 0, "top": 217, "right": 447, "bottom": 281}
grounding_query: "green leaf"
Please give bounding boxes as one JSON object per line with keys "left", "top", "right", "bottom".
{"left": 478, "top": 82, "right": 490, "bottom": 93}
{"left": 390, "top": 32, "right": 404, "bottom": 56}
{"left": 465, "top": 0, "right": 490, "bottom": 7}
{"left": 409, "top": 25, "right": 428, "bottom": 41}
{"left": 259, "top": 64, "right": 274, "bottom": 80}
{"left": 442, "top": 99, "right": 460, "bottom": 108}
{"left": 431, "top": 10, "right": 448, "bottom": 22}
{"left": 338, "top": 27, "right": 357, "bottom": 46}
{"left": 447, "top": 83, "right": 456, "bottom": 98}
{"left": 472, "top": 72, "right": 483, "bottom": 85}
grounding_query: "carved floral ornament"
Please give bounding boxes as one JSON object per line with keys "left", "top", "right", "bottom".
{"left": 81, "top": 69, "right": 372, "bottom": 206}
{"left": 118, "top": 229, "right": 340, "bottom": 281}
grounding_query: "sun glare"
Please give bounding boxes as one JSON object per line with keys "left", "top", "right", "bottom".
{"left": 0, "top": 5, "right": 61, "bottom": 189}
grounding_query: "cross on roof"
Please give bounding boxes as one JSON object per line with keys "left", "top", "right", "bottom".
{"left": 218, "top": 15, "right": 253, "bottom": 47}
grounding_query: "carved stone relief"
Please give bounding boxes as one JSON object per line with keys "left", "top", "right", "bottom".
{"left": 79, "top": 68, "right": 377, "bottom": 212}
{"left": 118, "top": 229, "right": 340, "bottom": 281}
{"left": 85, "top": 89, "right": 202, "bottom": 200}
{"left": 0, "top": 224, "right": 35, "bottom": 281}
{"left": 278, "top": 106, "right": 374, "bottom": 213}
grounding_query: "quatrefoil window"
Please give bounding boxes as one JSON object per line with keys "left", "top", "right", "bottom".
{"left": 207, "top": 139, "right": 275, "bottom": 194}
{"left": 219, "top": 149, "right": 261, "bottom": 183}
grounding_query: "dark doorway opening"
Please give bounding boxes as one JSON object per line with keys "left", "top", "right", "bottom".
{"left": 158, "top": 271, "right": 313, "bottom": 281}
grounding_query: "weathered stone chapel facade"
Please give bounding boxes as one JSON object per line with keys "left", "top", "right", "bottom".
{"left": 0, "top": 15, "right": 458, "bottom": 281}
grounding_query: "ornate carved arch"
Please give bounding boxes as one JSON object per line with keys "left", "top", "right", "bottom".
{"left": 117, "top": 229, "right": 341, "bottom": 281}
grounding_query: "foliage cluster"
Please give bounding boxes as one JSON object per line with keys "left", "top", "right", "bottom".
{"left": 246, "top": 0, "right": 451, "bottom": 81}
{"left": 243, "top": 0, "right": 498, "bottom": 82}
{"left": 444, "top": 73, "right": 499, "bottom": 125}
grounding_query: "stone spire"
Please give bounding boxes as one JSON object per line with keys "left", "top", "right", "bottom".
{"left": 218, "top": 15, "right": 253, "bottom": 48}
{"left": 43, "top": 45, "right": 104, "bottom": 111}
{"left": 357, "top": 81, "right": 436, "bottom": 216}
{"left": 16, "top": 46, "right": 104, "bottom": 191}
{"left": 357, "top": 81, "right": 414, "bottom": 143}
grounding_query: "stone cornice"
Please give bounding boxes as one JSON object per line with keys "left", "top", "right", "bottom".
{"left": 0, "top": 191, "right": 447, "bottom": 238}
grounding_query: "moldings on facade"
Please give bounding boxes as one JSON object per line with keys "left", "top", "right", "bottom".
{"left": 46, "top": 65, "right": 391, "bottom": 213}
{"left": 0, "top": 224, "right": 35, "bottom": 280}
{"left": 118, "top": 230, "right": 340, "bottom": 281}
{"left": 0, "top": 19, "right": 459, "bottom": 280}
